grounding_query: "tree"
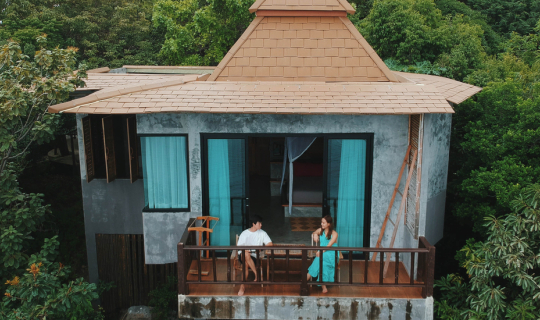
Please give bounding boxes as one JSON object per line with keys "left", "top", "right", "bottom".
{"left": 447, "top": 24, "right": 540, "bottom": 232}
{"left": 0, "top": 0, "right": 163, "bottom": 69}
{"left": 435, "top": 184, "right": 540, "bottom": 319}
{"left": 153, "top": 0, "right": 256, "bottom": 66}
{"left": 463, "top": 0, "right": 540, "bottom": 36}
{"left": 1, "top": 238, "right": 101, "bottom": 320}
{"left": 0, "top": 38, "right": 101, "bottom": 318}
{"left": 358, "top": 0, "right": 486, "bottom": 80}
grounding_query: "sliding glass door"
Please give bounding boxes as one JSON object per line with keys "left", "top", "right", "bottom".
{"left": 204, "top": 136, "right": 248, "bottom": 246}
{"left": 325, "top": 137, "right": 371, "bottom": 248}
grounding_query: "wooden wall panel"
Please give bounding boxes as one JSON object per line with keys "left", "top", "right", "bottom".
{"left": 96, "top": 234, "right": 177, "bottom": 319}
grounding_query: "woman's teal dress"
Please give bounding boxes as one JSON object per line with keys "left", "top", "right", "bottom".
{"left": 308, "top": 231, "right": 339, "bottom": 282}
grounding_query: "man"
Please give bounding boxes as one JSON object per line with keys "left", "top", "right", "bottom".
{"left": 237, "top": 214, "right": 273, "bottom": 296}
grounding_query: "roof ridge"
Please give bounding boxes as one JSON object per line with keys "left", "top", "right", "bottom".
{"left": 249, "top": 0, "right": 355, "bottom": 14}
{"left": 49, "top": 74, "right": 204, "bottom": 113}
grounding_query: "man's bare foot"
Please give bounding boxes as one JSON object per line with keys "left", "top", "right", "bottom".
{"left": 322, "top": 286, "right": 328, "bottom": 294}
{"left": 238, "top": 285, "right": 245, "bottom": 296}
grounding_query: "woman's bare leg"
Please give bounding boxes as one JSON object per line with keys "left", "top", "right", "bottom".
{"left": 307, "top": 273, "right": 312, "bottom": 281}
{"left": 322, "top": 285, "right": 328, "bottom": 293}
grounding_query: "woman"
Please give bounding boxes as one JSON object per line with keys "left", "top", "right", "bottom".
{"left": 307, "top": 215, "right": 338, "bottom": 293}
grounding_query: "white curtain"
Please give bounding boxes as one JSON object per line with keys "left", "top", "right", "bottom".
{"left": 280, "top": 137, "right": 316, "bottom": 215}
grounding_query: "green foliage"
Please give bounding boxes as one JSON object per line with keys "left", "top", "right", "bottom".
{"left": 448, "top": 25, "right": 540, "bottom": 232}
{"left": 0, "top": 37, "right": 85, "bottom": 178}
{"left": 434, "top": 0, "right": 501, "bottom": 53}
{"left": 463, "top": 0, "right": 540, "bottom": 36}
{"left": 153, "top": 0, "right": 256, "bottom": 66}
{"left": 0, "top": 38, "right": 100, "bottom": 318}
{"left": 0, "top": 0, "right": 163, "bottom": 69}
{"left": 0, "top": 240, "right": 102, "bottom": 320}
{"left": 358, "top": 0, "right": 486, "bottom": 80}
{"left": 384, "top": 58, "right": 447, "bottom": 75}
{"left": 435, "top": 185, "right": 540, "bottom": 319}
{"left": 148, "top": 276, "right": 177, "bottom": 320}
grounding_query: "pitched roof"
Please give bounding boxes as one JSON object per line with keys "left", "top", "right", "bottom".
{"left": 250, "top": 0, "right": 355, "bottom": 14}
{"left": 80, "top": 74, "right": 184, "bottom": 91}
{"left": 396, "top": 72, "right": 482, "bottom": 104}
{"left": 50, "top": 80, "right": 453, "bottom": 115}
{"left": 208, "top": 16, "right": 397, "bottom": 82}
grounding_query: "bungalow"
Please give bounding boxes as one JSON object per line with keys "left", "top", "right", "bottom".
{"left": 49, "top": 0, "right": 481, "bottom": 318}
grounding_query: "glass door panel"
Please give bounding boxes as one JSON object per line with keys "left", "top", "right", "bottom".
{"left": 325, "top": 139, "right": 367, "bottom": 248}
{"left": 206, "top": 138, "right": 247, "bottom": 246}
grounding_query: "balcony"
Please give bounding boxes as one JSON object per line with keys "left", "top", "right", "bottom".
{"left": 177, "top": 218, "right": 435, "bottom": 319}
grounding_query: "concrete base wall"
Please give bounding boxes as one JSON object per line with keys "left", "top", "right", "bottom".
{"left": 179, "top": 295, "right": 433, "bottom": 320}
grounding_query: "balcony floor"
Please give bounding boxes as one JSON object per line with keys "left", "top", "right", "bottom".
{"left": 186, "top": 258, "right": 422, "bottom": 299}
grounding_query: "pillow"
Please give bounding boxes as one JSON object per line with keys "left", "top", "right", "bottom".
{"left": 293, "top": 162, "right": 323, "bottom": 177}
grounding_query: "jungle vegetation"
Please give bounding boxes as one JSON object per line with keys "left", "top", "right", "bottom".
{"left": 0, "top": 0, "right": 539, "bottom": 318}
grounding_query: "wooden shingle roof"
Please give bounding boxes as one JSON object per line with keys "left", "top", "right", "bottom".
{"left": 209, "top": 16, "right": 397, "bottom": 82}
{"left": 48, "top": 0, "right": 481, "bottom": 115}
{"left": 396, "top": 72, "right": 482, "bottom": 104}
{"left": 50, "top": 80, "right": 453, "bottom": 114}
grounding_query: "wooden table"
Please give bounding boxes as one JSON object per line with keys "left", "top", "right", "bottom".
{"left": 264, "top": 244, "right": 313, "bottom": 281}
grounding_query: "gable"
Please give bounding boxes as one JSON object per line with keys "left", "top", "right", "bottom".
{"left": 208, "top": 16, "right": 398, "bottom": 82}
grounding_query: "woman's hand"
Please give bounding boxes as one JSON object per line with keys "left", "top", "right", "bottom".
{"left": 312, "top": 232, "right": 319, "bottom": 243}
{"left": 316, "top": 251, "right": 320, "bottom": 258}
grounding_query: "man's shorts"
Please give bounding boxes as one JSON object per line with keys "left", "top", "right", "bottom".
{"left": 238, "top": 251, "right": 259, "bottom": 265}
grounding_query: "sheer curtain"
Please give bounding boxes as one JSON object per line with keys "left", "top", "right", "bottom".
{"left": 336, "top": 140, "right": 366, "bottom": 247}
{"left": 208, "top": 139, "right": 231, "bottom": 246}
{"left": 280, "top": 137, "right": 317, "bottom": 215}
{"left": 141, "top": 136, "right": 188, "bottom": 209}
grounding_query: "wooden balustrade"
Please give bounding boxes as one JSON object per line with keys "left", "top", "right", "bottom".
{"left": 177, "top": 218, "right": 435, "bottom": 298}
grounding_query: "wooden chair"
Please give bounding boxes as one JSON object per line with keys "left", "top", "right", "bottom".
{"left": 311, "top": 237, "right": 343, "bottom": 282}
{"left": 231, "top": 235, "right": 264, "bottom": 287}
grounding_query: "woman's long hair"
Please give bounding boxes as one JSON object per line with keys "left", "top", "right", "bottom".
{"left": 322, "top": 215, "right": 334, "bottom": 240}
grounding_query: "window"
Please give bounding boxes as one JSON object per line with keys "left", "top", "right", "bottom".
{"left": 141, "top": 136, "right": 189, "bottom": 211}
{"left": 81, "top": 114, "right": 140, "bottom": 183}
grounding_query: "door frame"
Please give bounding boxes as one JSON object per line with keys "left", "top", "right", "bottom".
{"left": 322, "top": 134, "right": 374, "bottom": 250}
{"left": 201, "top": 133, "right": 374, "bottom": 249}
{"left": 201, "top": 134, "right": 251, "bottom": 230}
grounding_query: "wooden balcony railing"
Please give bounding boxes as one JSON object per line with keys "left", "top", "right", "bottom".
{"left": 177, "top": 218, "right": 435, "bottom": 298}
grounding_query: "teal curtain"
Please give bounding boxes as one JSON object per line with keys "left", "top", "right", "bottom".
{"left": 336, "top": 139, "right": 366, "bottom": 248}
{"left": 141, "top": 136, "right": 189, "bottom": 209}
{"left": 208, "top": 140, "right": 231, "bottom": 246}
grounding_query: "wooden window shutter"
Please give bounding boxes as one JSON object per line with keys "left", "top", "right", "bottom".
{"left": 127, "top": 116, "right": 139, "bottom": 183}
{"left": 81, "top": 116, "right": 95, "bottom": 183}
{"left": 102, "top": 116, "right": 117, "bottom": 183}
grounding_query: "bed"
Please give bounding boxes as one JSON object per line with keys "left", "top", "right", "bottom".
{"left": 286, "top": 162, "right": 323, "bottom": 204}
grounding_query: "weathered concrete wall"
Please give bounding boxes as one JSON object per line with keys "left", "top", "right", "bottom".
{"left": 137, "top": 113, "right": 411, "bottom": 264}
{"left": 178, "top": 295, "right": 433, "bottom": 320}
{"left": 142, "top": 212, "right": 199, "bottom": 263}
{"left": 419, "top": 114, "right": 452, "bottom": 245}
{"left": 76, "top": 114, "right": 145, "bottom": 284}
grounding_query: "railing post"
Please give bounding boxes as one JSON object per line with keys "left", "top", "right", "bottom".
{"left": 177, "top": 242, "right": 189, "bottom": 295}
{"left": 300, "top": 249, "right": 309, "bottom": 296}
{"left": 423, "top": 244, "right": 436, "bottom": 298}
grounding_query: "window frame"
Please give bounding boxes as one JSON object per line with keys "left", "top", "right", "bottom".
{"left": 139, "top": 133, "right": 191, "bottom": 212}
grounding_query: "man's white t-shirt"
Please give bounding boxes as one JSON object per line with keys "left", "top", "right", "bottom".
{"left": 237, "top": 229, "right": 272, "bottom": 257}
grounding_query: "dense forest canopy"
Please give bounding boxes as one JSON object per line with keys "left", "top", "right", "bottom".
{"left": 0, "top": 0, "right": 539, "bottom": 318}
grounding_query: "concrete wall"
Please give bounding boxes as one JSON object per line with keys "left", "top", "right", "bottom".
{"left": 76, "top": 114, "right": 146, "bottom": 284}
{"left": 179, "top": 295, "right": 433, "bottom": 320}
{"left": 76, "top": 112, "right": 451, "bottom": 280}
{"left": 420, "top": 114, "right": 452, "bottom": 245}
{"left": 137, "top": 113, "right": 411, "bottom": 264}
